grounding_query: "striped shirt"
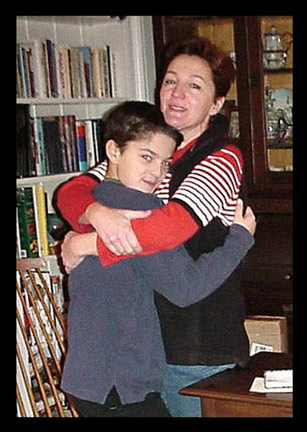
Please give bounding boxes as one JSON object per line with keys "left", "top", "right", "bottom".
{"left": 87, "top": 144, "right": 243, "bottom": 228}
{"left": 155, "top": 144, "right": 242, "bottom": 227}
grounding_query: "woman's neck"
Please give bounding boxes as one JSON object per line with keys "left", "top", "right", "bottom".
{"left": 178, "top": 132, "right": 202, "bottom": 150}
{"left": 179, "top": 118, "right": 210, "bottom": 149}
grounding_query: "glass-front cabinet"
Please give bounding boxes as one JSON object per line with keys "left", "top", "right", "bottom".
{"left": 152, "top": 15, "right": 293, "bottom": 213}
{"left": 152, "top": 16, "right": 293, "bottom": 334}
{"left": 262, "top": 17, "right": 293, "bottom": 173}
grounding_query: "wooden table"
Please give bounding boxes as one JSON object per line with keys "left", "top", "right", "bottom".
{"left": 180, "top": 352, "right": 292, "bottom": 417}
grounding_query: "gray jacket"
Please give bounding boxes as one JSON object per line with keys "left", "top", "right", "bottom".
{"left": 61, "top": 180, "right": 254, "bottom": 405}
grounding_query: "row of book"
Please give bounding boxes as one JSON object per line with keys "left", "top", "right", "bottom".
{"left": 16, "top": 39, "right": 117, "bottom": 100}
{"left": 16, "top": 184, "right": 68, "bottom": 259}
{"left": 17, "top": 105, "right": 106, "bottom": 178}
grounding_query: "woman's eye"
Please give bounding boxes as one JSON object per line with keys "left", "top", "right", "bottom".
{"left": 163, "top": 160, "right": 171, "bottom": 168}
{"left": 190, "top": 83, "right": 201, "bottom": 90}
{"left": 142, "top": 154, "right": 152, "bottom": 162}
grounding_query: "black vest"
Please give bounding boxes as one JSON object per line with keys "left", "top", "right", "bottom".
{"left": 154, "top": 114, "right": 250, "bottom": 367}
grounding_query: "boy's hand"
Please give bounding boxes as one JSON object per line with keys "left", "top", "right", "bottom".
{"left": 233, "top": 199, "right": 257, "bottom": 236}
{"left": 85, "top": 202, "right": 151, "bottom": 256}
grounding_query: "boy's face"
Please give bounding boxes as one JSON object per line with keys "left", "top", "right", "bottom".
{"left": 107, "top": 132, "right": 176, "bottom": 193}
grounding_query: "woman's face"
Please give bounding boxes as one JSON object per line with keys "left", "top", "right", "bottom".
{"left": 160, "top": 54, "right": 225, "bottom": 143}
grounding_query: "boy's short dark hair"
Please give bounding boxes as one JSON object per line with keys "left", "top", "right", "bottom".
{"left": 102, "top": 101, "right": 183, "bottom": 150}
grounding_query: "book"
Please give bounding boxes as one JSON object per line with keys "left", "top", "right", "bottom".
{"left": 91, "top": 47, "right": 104, "bottom": 98}
{"left": 17, "top": 38, "right": 118, "bottom": 101}
{"left": 84, "top": 120, "right": 96, "bottom": 169}
{"left": 19, "top": 114, "right": 104, "bottom": 180}
{"left": 45, "top": 39, "right": 58, "bottom": 98}
{"left": 17, "top": 187, "right": 39, "bottom": 258}
{"left": 250, "top": 369, "right": 293, "bottom": 393}
{"left": 57, "top": 45, "right": 72, "bottom": 99}
{"left": 17, "top": 104, "right": 33, "bottom": 178}
{"left": 78, "top": 47, "right": 94, "bottom": 98}
{"left": 264, "top": 369, "right": 293, "bottom": 389}
{"left": 33, "top": 184, "right": 49, "bottom": 257}
{"left": 31, "top": 39, "right": 48, "bottom": 99}
{"left": 76, "top": 122, "right": 88, "bottom": 171}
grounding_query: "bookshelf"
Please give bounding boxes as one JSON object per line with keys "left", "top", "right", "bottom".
{"left": 16, "top": 17, "right": 156, "bottom": 415}
{"left": 16, "top": 15, "right": 156, "bottom": 205}
{"left": 16, "top": 15, "right": 156, "bottom": 258}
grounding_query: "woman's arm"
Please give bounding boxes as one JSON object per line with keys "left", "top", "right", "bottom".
{"left": 56, "top": 145, "right": 243, "bottom": 266}
{"left": 56, "top": 164, "right": 152, "bottom": 253}
{"left": 88, "top": 144, "right": 244, "bottom": 265}
{"left": 96, "top": 201, "right": 199, "bottom": 265}
{"left": 61, "top": 231, "right": 98, "bottom": 273}
{"left": 55, "top": 174, "right": 99, "bottom": 233}
{"left": 55, "top": 167, "right": 199, "bottom": 261}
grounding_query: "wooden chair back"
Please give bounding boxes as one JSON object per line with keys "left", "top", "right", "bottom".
{"left": 16, "top": 258, "right": 79, "bottom": 417}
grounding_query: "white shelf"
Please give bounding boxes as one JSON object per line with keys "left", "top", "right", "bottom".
{"left": 17, "top": 97, "right": 127, "bottom": 105}
{"left": 17, "top": 172, "right": 80, "bottom": 213}
{"left": 20, "top": 16, "right": 121, "bottom": 25}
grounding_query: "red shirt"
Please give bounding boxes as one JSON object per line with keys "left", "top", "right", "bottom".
{"left": 56, "top": 141, "right": 243, "bottom": 265}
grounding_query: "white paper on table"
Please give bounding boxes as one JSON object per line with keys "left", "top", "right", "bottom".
{"left": 250, "top": 377, "right": 293, "bottom": 393}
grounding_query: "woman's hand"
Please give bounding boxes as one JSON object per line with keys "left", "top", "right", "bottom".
{"left": 233, "top": 199, "right": 257, "bottom": 236}
{"left": 61, "top": 231, "right": 85, "bottom": 274}
{"left": 61, "top": 231, "right": 99, "bottom": 273}
{"left": 84, "top": 202, "right": 152, "bottom": 256}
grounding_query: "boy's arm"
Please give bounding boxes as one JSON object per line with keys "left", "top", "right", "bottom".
{"left": 142, "top": 224, "right": 254, "bottom": 307}
{"left": 137, "top": 201, "right": 256, "bottom": 307}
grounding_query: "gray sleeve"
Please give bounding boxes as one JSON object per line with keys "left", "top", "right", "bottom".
{"left": 136, "top": 224, "right": 254, "bottom": 307}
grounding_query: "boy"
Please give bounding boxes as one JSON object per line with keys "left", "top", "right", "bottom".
{"left": 60, "top": 101, "right": 255, "bottom": 417}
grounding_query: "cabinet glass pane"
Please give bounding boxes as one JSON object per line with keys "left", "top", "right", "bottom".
{"left": 162, "top": 17, "right": 238, "bottom": 140}
{"left": 261, "top": 16, "right": 293, "bottom": 172}
{"left": 197, "top": 17, "right": 239, "bottom": 140}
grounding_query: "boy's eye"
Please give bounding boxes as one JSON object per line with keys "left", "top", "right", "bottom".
{"left": 164, "top": 77, "right": 176, "bottom": 85}
{"left": 142, "top": 154, "right": 152, "bottom": 162}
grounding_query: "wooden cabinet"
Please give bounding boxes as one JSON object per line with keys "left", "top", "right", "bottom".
{"left": 233, "top": 16, "right": 292, "bottom": 212}
{"left": 152, "top": 16, "right": 293, "bottom": 340}
{"left": 152, "top": 16, "right": 292, "bottom": 210}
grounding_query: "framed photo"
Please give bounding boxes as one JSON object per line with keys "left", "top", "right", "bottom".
{"left": 227, "top": 107, "right": 240, "bottom": 139}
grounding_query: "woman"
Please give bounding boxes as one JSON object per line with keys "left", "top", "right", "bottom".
{"left": 56, "top": 37, "right": 250, "bottom": 417}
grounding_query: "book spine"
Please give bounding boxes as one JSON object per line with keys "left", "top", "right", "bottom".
{"left": 46, "top": 39, "right": 58, "bottom": 98}
{"left": 17, "top": 104, "right": 32, "bottom": 178}
{"left": 36, "top": 118, "right": 47, "bottom": 175}
{"left": 16, "top": 187, "right": 39, "bottom": 257}
{"left": 78, "top": 46, "right": 94, "bottom": 98}
{"left": 67, "top": 115, "right": 79, "bottom": 171}
{"left": 76, "top": 122, "right": 87, "bottom": 171}
{"left": 32, "top": 40, "right": 48, "bottom": 98}
{"left": 91, "top": 47, "right": 103, "bottom": 98}
{"left": 33, "top": 184, "right": 49, "bottom": 257}
{"left": 84, "top": 120, "right": 96, "bottom": 168}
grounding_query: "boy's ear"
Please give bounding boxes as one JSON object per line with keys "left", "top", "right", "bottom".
{"left": 105, "top": 140, "right": 121, "bottom": 163}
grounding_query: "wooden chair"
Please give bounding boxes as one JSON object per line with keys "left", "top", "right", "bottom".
{"left": 16, "top": 258, "right": 79, "bottom": 417}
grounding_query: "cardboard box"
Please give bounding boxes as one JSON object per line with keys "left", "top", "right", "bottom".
{"left": 244, "top": 315, "right": 288, "bottom": 356}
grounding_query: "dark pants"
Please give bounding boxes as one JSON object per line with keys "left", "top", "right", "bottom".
{"left": 70, "top": 387, "right": 171, "bottom": 417}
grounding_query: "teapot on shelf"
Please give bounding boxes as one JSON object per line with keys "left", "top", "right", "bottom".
{"left": 263, "top": 25, "right": 293, "bottom": 70}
